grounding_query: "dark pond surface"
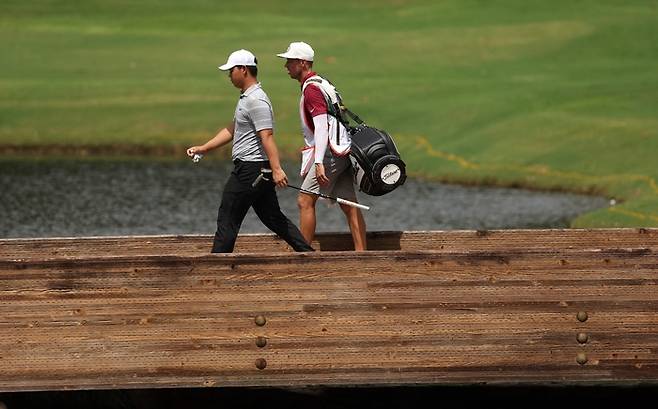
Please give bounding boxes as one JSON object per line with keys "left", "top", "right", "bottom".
{"left": 0, "top": 158, "right": 609, "bottom": 239}
{"left": 0, "top": 158, "right": 632, "bottom": 408}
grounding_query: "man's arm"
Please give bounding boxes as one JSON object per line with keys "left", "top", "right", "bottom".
{"left": 259, "top": 128, "right": 288, "bottom": 188}
{"left": 304, "top": 86, "right": 330, "bottom": 186}
{"left": 186, "top": 121, "right": 235, "bottom": 157}
{"left": 312, "top": 114, "right": 330, "bottom": 186}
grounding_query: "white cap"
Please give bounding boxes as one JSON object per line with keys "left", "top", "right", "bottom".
{"left": 218, "top": 49, "right": 257, "bottom": 71}
{"left": 277, "top": 42, "right": 314, "bottom": 62}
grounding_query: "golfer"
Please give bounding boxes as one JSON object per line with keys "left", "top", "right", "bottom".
{"left": 187, "top": 49, "right": 313, "bottom": 253}
{"left": 277, "top": 42, "right": 367, "bottom": 250}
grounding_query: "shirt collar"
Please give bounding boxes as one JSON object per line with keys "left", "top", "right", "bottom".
{"left": 240, "top": 82, "right": 262, "bottom": 98}
{"left": 300, "top": 71, "right": 317, "bottom": 88}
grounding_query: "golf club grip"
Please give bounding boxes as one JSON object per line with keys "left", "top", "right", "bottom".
{"left": 336, "top": 197, "right": 370, "bottom": 211}
{"left": 251, "top": 174, "right": 264, "bottom": 187}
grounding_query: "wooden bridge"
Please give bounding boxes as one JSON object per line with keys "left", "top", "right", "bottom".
{"left": 1, "top": 228, "right": 657, "bottom": 392}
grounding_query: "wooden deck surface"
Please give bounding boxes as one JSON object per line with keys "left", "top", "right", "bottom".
{"left": 1, "top": 229, "right": 657, "bottom": 392}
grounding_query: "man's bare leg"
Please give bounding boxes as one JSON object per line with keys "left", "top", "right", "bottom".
{"left": 298, "top": 192, "right": 319, "bottom": 244}
{"left": 340, "top": 204, "right": 367, "bottom": 251}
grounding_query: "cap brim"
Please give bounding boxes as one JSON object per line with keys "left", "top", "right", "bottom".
{"left": 218, "top": 63, "right": 233, "bottom": 71}
{"left": 276, "top": 53, "right": 313, "bottom": 61}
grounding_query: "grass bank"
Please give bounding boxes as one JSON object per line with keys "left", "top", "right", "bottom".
{"left": 1, "top": 0, "right": 657, "bottom": 226}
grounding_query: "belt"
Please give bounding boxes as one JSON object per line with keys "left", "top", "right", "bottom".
{"left": 233, "top": 158, "right": 270, "bottom": 166}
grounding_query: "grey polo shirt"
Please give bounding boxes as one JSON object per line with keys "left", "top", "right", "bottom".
{"left": 232, "top": 83, "right": 274, "bottom": 162}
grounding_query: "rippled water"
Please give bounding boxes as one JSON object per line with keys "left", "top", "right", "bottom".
{"left": 0, "top": 158, "right": 609, "bottom": 238}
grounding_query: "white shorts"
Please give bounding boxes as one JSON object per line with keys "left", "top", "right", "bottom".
{"left": 300, "top": 155, "right": 357, "bottom": 202}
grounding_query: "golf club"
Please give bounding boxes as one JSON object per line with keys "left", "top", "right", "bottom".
{"left": 252, "top": 168, "right": 370, "bottom": 211}
{"left": 287, "top": 184, "right": 370, "bottom": 211}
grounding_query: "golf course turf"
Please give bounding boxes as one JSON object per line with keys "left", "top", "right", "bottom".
{"left": 1, "top": 0, "right": 656, "bottom": 227}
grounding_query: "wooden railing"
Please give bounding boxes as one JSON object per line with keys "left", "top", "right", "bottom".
{"left": 1, "top": 229, "right": 657, "bottom": 392}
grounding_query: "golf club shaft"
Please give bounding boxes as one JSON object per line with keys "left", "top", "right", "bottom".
{"left": 287, "top": 184, "right": 370, "bottom": 211}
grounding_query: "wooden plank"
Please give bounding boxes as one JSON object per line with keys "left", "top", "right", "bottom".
{"left": 1, "top": 228, "right": 657, "bottom": 261}
{"left": 1, "top": 230, "right": 657, "bottom": 392}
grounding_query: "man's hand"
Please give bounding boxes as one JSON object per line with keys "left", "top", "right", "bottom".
{"left": 272, "top": 167, "right": 288, "bottom": 188}
{"left": 315, "top": 163, "right": 329, "bottom": 186}
{"left": 186, "top": 146, "right": 206, "bottom": 157}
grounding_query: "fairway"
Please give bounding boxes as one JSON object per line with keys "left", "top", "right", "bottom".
{"left": 1, "top": 0, "right": 657, "bottom": 227}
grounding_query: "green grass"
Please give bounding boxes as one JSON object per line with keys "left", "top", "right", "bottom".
{"left": 1, "top": 0, "right": 657, "bottom": 227}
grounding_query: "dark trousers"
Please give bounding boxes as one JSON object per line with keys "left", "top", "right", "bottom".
{"left": 212, "top": 160, "right": 314, "bottom": 253}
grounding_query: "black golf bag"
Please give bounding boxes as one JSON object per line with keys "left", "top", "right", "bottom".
{"left": 306, "top": 74, "right": 406, "bottom": 196}
{"left": 349, "top": 125, "right": 406, "bottom": 196}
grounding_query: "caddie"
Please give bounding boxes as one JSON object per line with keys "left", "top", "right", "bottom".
{"left": 277, "top": 41, "right": 367, "bottom": 251}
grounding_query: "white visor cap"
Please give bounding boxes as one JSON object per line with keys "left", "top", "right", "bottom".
{"left": 218, "top": 49, "right": 257, "bottom": 71}
{"left": 277, "top": 42, "right": 314, "bottom": 62}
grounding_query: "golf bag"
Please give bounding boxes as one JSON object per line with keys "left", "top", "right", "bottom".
{"left": 349, "top": 124, "right": 406, "bottom": 196}
{"left": 305, "top": 75, "right": 406, "bottom": 196}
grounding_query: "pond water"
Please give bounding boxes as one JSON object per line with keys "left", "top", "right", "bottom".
{"left": 0, "top": 158, "right": 609, "bottom": 239}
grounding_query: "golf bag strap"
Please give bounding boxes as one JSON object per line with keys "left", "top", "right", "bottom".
{"left": 342, "top": 107, "right": 365, "bottom": 126}
{"left": 304, "top": 75, "right": 365, "bottom": 127}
